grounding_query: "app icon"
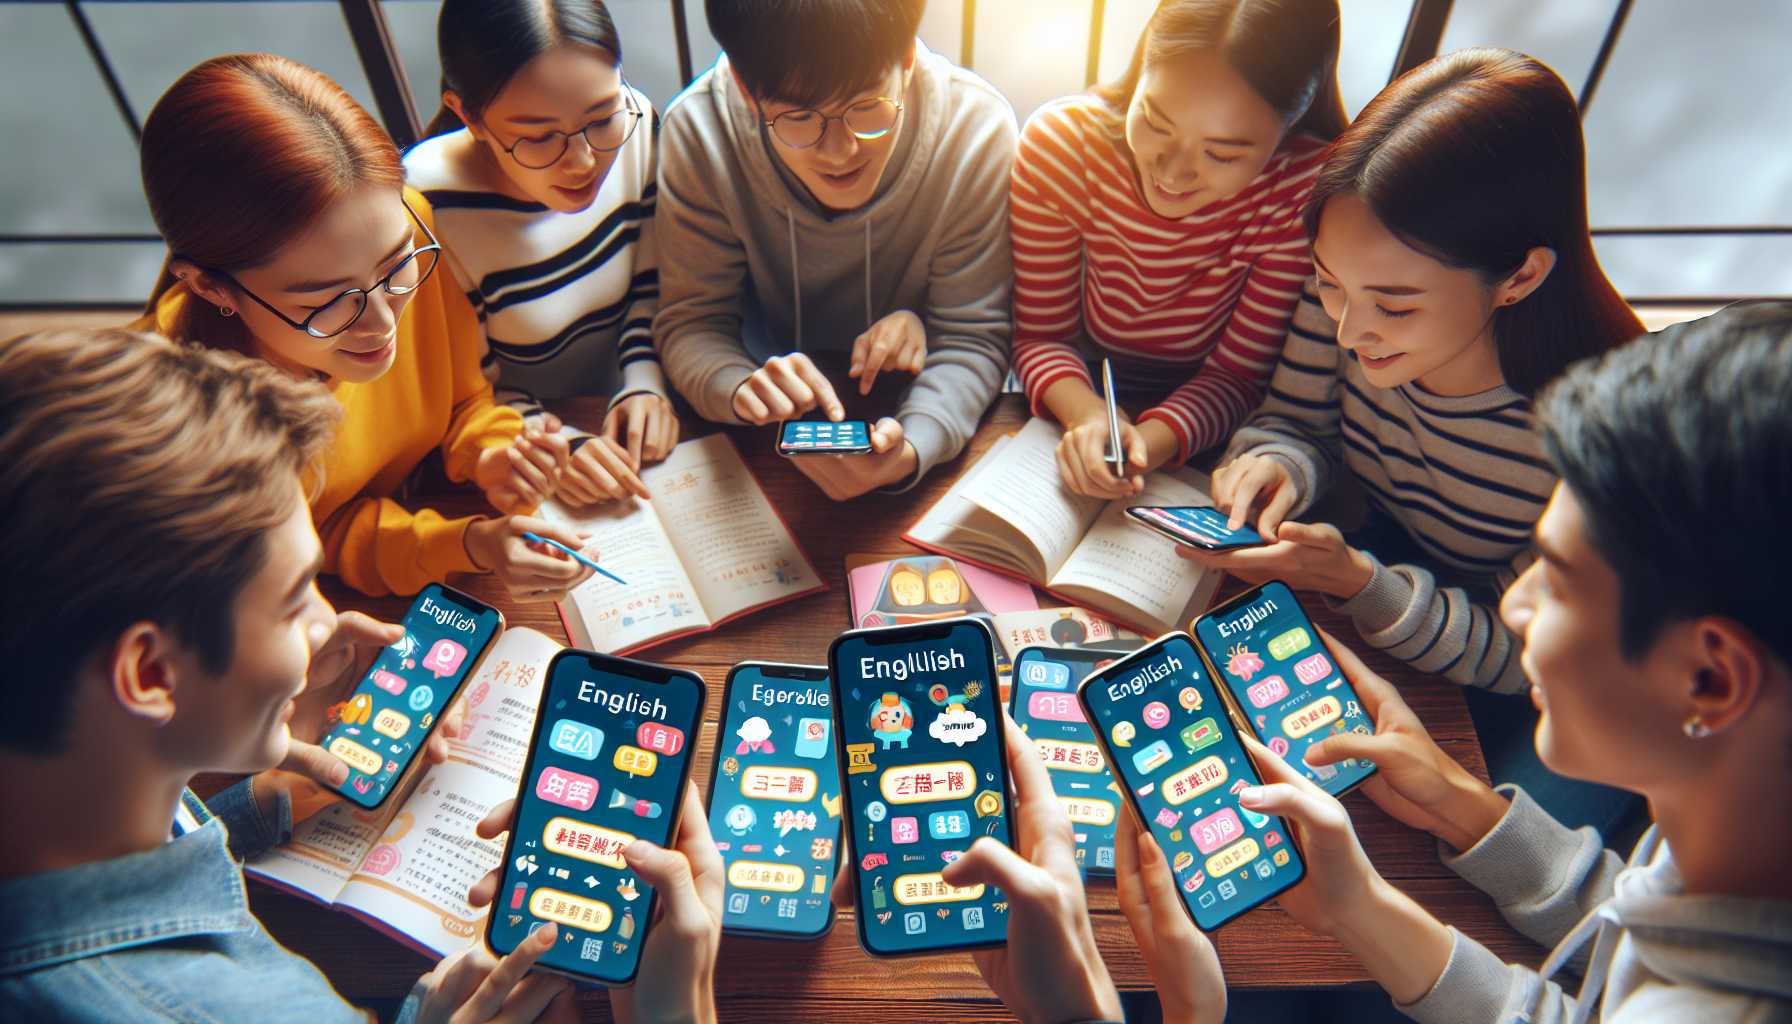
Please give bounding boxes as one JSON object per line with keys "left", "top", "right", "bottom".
{"left": 1223, "top": 643, "right": 1265, "bottom": 681}
{"left": 891, "top": 817, "right": 920, "bottom": 844}
{"left": 421, "top": 638, "right": 467, "bottom": 680}
{"left": 1268, "top": 627, "right": 1311, "bottom": 661}
{"left": 904, "top": 911, "right": 926, "bottom": 935}
{"left": 1110, "top": 721, "right": 1136, "bottom": 748}
{"left": 1241, "top": 807, "right": 1270, "bottom": 829}
{"left": 1142, "top": 701, "right": 1171, "bottom": 729}
{"left": 1178, "top": 686, "right": 1203, "bottom": 711}
{"left": 1197, "top": 890, "right": 1217, "bottom": 909}
{"left": 794, "top": 717, "right": 831, "bottom": 759}
{"left": 1273, "top": 849, "right": 1290, "bottom": 867}
{"left": 1268, "top": 736, "right": 1290, "bottom": 756}
{"left": 1293, "top": 652, "right": 1332, "bottom": 685}
{"left": 1180, "top": 717, "right": 1222, "bottom": 753}
{"left": 371, "top": 669, "right": 406, "bottom": 695}
{"left": 1021, "top": 660, "right": 1071, "bottom": 690}
{"left": 407, "top": 684, "right": 435, "bottom": 712}
{"left": 1254, "top": 860, "right": 1274, "bottom": 879}
{"left": 1131, "top": 740, "right": 1173, "bottom": 775}
{"left": 637, "top": 721, "right": 686, "bottom": 756}
{"left": 929, "top": 810, "right": 971, "bottom": 840}
{"left": 1246, "top": 676, "right": 1290, "bottom": 709}
{"left": 728, "top": 892, "right": 749, "bottom": 914}
{"left": 548, "top": 719, "right": 604, "bottom": 760}
{"left": 962, "top": 906, "right": 985, "bottom": 929}
{"left": 1217, "top": 879, "right": 1238, "bottom": 900}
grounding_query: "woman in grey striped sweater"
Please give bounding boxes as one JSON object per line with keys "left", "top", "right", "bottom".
{"left": 405, "top": 0, "right": 669, "bottom": 506}
{"left": 1184, "top": 50, "right": 1645, "bottom": 829}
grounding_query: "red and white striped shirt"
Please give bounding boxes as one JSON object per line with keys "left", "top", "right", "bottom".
{"left": 1011, "top": 96, "right": 1326, "bottom": 460}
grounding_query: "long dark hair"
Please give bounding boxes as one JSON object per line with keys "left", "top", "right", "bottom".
{"left": 1096, "top": 0, "right": 1347, "bottom": 143}
{"left": 425, "top": 0, "right": 622, "bottom": 138}
{"left": 1307, "top": 48, "right": 1644, "bottom": 398}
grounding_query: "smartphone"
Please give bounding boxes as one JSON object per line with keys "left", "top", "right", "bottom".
{"left": 828, "top": 617, "right": 1014, "bottom": 956}
{"left": 778, "top": 419, "right": 874, "bottom": 456}
{"left": 1008, "top": 646, "right": 1124, "bottom": 876}
{"left": 485, "top": 649, "right": 706, "bottom": 985}
{"left": 1126, "top": 505, "right": 1267, "bottom": 551}
{"left": 1078, "top": 633, "right": 1305, "bottom": 931}
{"left": 706, "top": 662, "right": 842, "bottom": 940}
{"left": 317, "top": 583, "right": 503, "bottom": 809}
{"left": 1191, "top": 580, "right": 1377, "bottom": 797}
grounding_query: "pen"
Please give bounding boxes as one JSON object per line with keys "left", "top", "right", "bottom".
{"left": 1102, "top": 358, "right": 1125, "bottom": 474}
{"left": 521, "top": 532, "right": 627, "bottom": 585}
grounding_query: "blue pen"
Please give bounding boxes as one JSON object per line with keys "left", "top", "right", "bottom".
{"left": 521, "top": 532, "right": 627, "bottom": 585}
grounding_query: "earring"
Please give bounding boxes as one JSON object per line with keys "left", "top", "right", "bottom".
{"left": 1682, "top": 715, "right": 1711, "bottom": 739}
{"left": 219, "top": 306, "right": 235, "bottom": 317}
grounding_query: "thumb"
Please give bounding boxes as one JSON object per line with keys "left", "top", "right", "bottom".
{"left": 331, "top": 610, "right": 405, "bottom": 648}
{"left": 280, "top": 739, "right": 349, "bottom": 788}
{"left": 1303, "top": 731, "right": 1388, "bottom": 769}
{"left": 624, "top": 839, "right": 696, "bottom": 900}
{"left": 941, "top": 835, "right": 1041, "bottom": 899}
{"left": 1125, "top": 425, "right": 1150, "bottom": 472}
{"left": 1135, "top": 831, "right": 1193, "bottom": 941}
{"left": 1274, "top": 520, "right": 1342, "bottom": 549}
{"left": 870, "top": 417, "right": 904, "bottom": 453}
{"left": 516, "top": 516, "right": 590, "bottom": 554}
{"left": 476, "top": 798, "right": 516, "bottom": 840}
{"left": 540, "top": 412, "right": 563, "bottom": 434}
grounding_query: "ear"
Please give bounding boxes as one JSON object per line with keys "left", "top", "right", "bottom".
{"left": 108, "top": 622, "right": 182, "bottom": 728}
{"left": 1495, "top": 246, "right": 1557, "bottom": 307}
{"left": 1687, "top": 617, "right": 1768, "bottom": 736}
{"left": 442, "top": 91, "right": 479, "bottom": 141}
{"left": 169, "top": 257, "right": 236, "bottom": 314}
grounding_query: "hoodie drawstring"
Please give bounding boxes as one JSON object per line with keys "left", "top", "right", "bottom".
{"left": 786, "top": 209, "right": 802, "bottom": 351}
{"left": 1542, "top": 904, "right": 1623, "bottom": 1024}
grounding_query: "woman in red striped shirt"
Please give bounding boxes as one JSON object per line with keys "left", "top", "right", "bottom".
{"left": 1012, "top": 0, "right": 1346, "bottom": 498}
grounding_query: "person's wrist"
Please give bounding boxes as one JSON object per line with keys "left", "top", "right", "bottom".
{"left": 1136, "top": 417, "right": 1179, "bottom": 470}
{"left": 462, "top": 518, "right": 498, "bottom": 572}
{"left": 1436, "top": 766, "right": 1509, "bottom": 852}
{"left": 1324, "top": 546, "right": 1378, "bottom": 600}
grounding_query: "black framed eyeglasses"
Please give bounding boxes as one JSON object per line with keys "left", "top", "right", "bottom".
{"left": 764, "top": 96, "right": 903, "bottom": 149}
{"left": 196, "top": 199, "right": 441, "bottom": 340}
{"left": 495, "top": 86, "right": 644, "bottom": 169}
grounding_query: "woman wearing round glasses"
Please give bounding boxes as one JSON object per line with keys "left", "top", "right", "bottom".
{"left": 405, "top": 0, "right": 672, "bottom": 505}
{"left": 135, "top": 53, "right": 594, "bottom": 603}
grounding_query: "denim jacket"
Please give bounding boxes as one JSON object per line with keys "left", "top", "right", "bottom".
{"left": 0, "top": 781, "right": 424, "bottom": 1023}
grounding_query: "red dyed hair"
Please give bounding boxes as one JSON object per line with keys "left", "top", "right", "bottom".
{"left": 138, "top": 53, "right": 405, "bottom": 351}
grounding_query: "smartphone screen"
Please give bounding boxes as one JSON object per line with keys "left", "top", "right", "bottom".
{"left": 319, "top": 583, "right": 501, "bottom": 809}
{"left": 779, "top": 419, "right": 873, "bottom": 455}
{"left": 1008, "top": 647, "right": 1123, "bottom": 876}
{"left": 706, "top": 663, "right": 842, "bottom": 939}
{"left": 486, "top": 650, "right": 705, "bottom": 985}
{"left": 1126, "top": 506, "right": 1266, "bottom": 551}
{"left": 829, "top": 618, "right": 1013, "bottom": 956}
{"left": 1079, "top": 634, "right": 1304, "bottom": 931}
{"left": 1192, "top": 580, "right": 1377, "bottom": 797}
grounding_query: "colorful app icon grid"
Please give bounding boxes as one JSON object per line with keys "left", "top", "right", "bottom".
{"left": 1009, "top": 649, "right": 1120, "bottom": 875}
{"left": 320, "top": 584, "right": 500, "bottom": 807}
{"left": 709, "top": 667, "right": 842, "bottom": 936}
{"left": 1085, "top": 635, "right": 1303, "bottom": 931}
{"left": 490, "top": 658, "right": 702, "bottom": 983}
{"left": 1193, "top": 581, "right": 1376, "bottom": 796}
{"left": 781, "top": 420, "right": 871, "bottom": 450}
{"left": 833, "top": 623, "right": 1012, "bottom": 954}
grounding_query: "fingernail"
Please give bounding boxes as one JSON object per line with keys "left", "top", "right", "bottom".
{"left": 1239, "top": 786, "right": 1264, "bottom": 803}
{"left": 535, "top": 923, "right": 556, "bottom": 947}
{"left": 332, "top": 762, "right": 349, "bottom": 785}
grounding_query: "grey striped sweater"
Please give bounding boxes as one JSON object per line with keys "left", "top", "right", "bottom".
{"left": 1224, "top": 286, "right": 1548, "bottom": 694}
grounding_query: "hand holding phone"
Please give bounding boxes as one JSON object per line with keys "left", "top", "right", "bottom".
{"left": 1191, "top": 581, "right": 1377, "bottom": 797}
{"left": 1127, "top": 505, "right": 1269, "bottom": 552}
{"left": 1079, "top": 633, "right": 1305, "bottom": 931}
{"left": 315, "top": 584, "right": 504, "bottom": 809}
{"left": 1009, "top": 647, "right": 1125, "bottom": 875}
{"left": 707, "top": 663, "right": 842, "bottom": 940}
{"left": 778, "top": 419, "right": 874, "bottom": 456}
{"left": 485, "top": 650, "right": 706, "bottom": 985}
{"left": 829, "top": 618, "right": 1015, "bottom": 956}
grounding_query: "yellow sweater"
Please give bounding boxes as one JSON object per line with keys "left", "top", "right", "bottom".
{"left": 145, "top": 191, "right": 522, "bottom": 596}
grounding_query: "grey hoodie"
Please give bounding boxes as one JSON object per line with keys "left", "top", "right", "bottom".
{"left": 653, "top": 42, "right": 1016, "bottom": 487}
{"left": 1403, "top": 786, "right": 1792, "bottom": 1023}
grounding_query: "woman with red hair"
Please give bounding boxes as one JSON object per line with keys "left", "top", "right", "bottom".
{"left": 136, "top": 54, "right": 591, "bottom": 600}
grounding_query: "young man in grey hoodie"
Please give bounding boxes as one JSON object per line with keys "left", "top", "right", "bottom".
{"left": 1113, "top": 303, "right": 1792, "bottom": 1022}
{"left": 654, "top": 0, "right": 1015, "bottom": 499}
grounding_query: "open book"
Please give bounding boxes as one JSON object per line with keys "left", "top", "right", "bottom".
{"left": 245, "top": 628, "right": 560, "bottom": 957}
{"left": 904, "top": 418, "right": 1223, "bottom": 635}
{"left": 540, "top": 433, "right": 824, "bottom": 655}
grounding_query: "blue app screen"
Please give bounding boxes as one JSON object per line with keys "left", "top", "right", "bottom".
{"left": 488, "top": 654, "right": 703, "bottom": 984}
{"left": 1133, "top": 505, "right": 1264, "bottom": 548}
{"left": 321, "top": 584, "right": 500, "bottom": 808}
{"left": 1193, "top": 581, "right": 1376, "bottom": 796}
{"left": 831, "top": 620, "right": 1012, "bottom": 954}
{"left": 780, "top": 420, "right": 871, "bottom": 452}
{"left": 1009, "top": 648, "right": 1122, "bottom": 876}
{"left": 1082, "top": 635, "right": 1303, "bottom": 931}
{"left": 707, "top": 666, "right": 842, "bottom": 937}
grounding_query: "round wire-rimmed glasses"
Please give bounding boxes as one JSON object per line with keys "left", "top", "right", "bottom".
{"left": 191, "top": 199, "right": 441, "bottom": 339}
{"left": 764, "top": 96, "right": 903, "bottom": 149}
{"left": 497, "top": 86, "right": 645, "bottom": 169}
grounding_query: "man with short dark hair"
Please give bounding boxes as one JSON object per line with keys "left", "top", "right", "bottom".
{"left": 655, "top": 0, "right": 1016, "bottom": 499}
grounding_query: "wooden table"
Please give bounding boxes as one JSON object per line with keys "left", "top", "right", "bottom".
{"left": 253, "top": 395, "right": 1543, "bottom": 1021}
